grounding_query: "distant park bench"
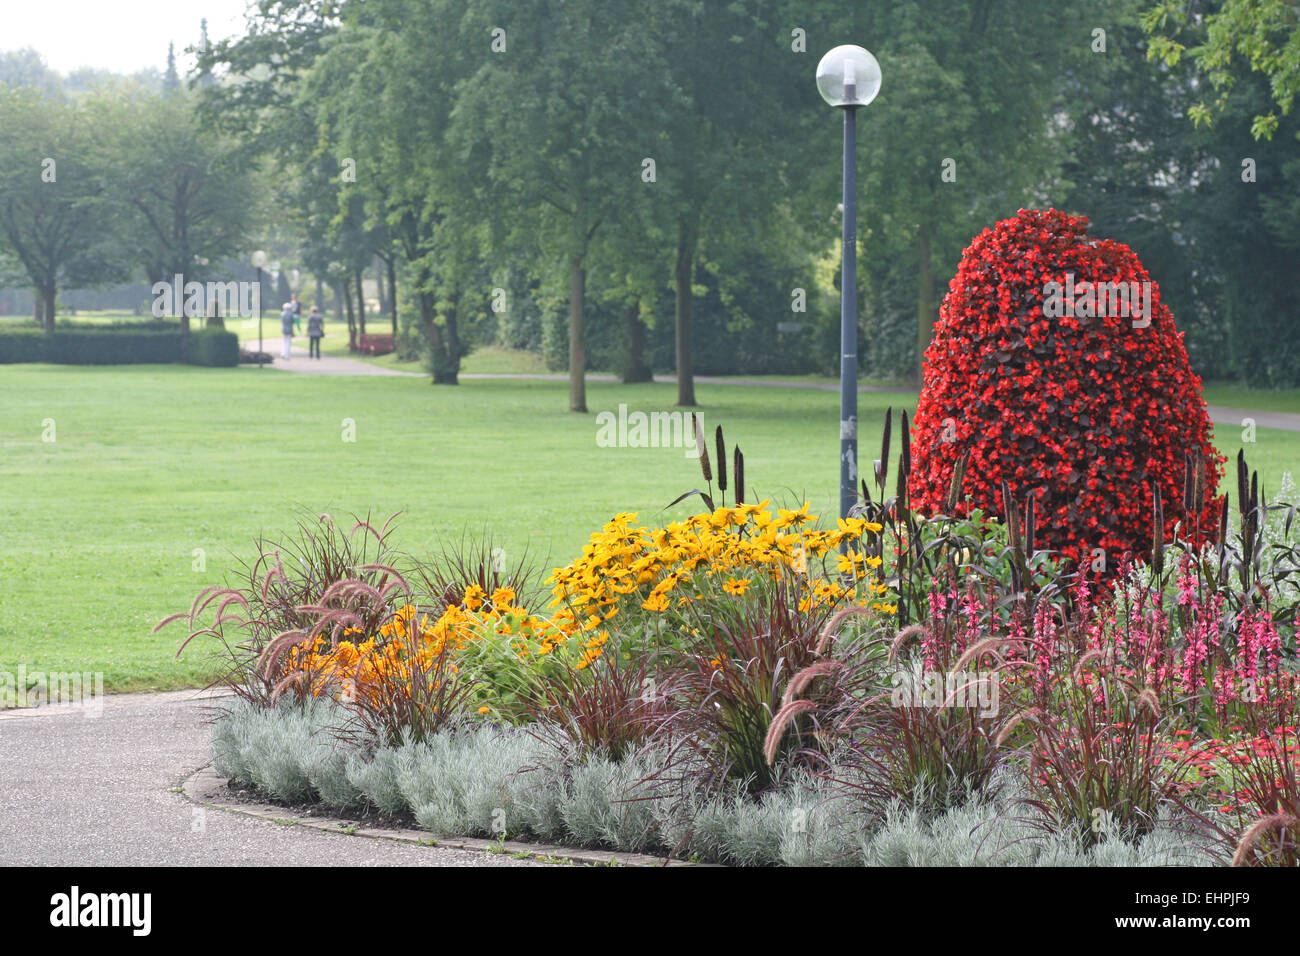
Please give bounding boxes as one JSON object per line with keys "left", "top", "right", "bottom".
{"left": 356, "top": 333, "right": 394, "bottom": 355}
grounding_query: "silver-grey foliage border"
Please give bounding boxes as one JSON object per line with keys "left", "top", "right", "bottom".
{"left": 211, "top": 698, "right": 1217, "bottom": 867}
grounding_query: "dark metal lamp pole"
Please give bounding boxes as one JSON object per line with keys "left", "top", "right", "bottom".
{"left": 816, "top": 45, "right": 881, "bottom": 532}
{"left": 839, "top": 103, "right": 858, "bottom": 523}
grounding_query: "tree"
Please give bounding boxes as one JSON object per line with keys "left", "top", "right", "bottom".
{"left": 1068, "top": 3, "right": 1300, "bottom": 385}
{"left": 0, "top": 48, "right": 61, "bottom": 95}
{"left": 164, "top": 43, "right": 180, "bottom": 93}
{"left": 0, "top": 88, "right": 121, "bottom": 330}
{"left": 453, "top": 0, "right": 670, "bottom": 411}
{"left": 1057, "top": 4, "right": 1229, "bottom": 378}
{"left": 195, "top": 0, "right": 339, "bottom": 154}
{"left": 197, "top": 19, "right": 217, "bottom": 89}
{"left": 631, "top": 1, "right": 811, "bottom": 406}
{"left": 98, "top": 87, "right": 258, "bottom": 338}
{"left": 301, "top": 8, "right": 483, "bottom": 381}
{"left": 1144, "top": 0, "right": 1300, "bottom": 139}
{"left": 1187, "top": 74, "right": 1300, "bottom": 385}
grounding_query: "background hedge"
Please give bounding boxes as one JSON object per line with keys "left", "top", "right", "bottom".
{"left": 0, "top": 327, "right": 238, "bottom": 367}
{"left": 0, "top": 329, "right": 47, "bottom": 363}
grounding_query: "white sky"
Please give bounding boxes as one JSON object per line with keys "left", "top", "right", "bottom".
{"left": 1, "top": 0, "right": 252, "bottom": 76}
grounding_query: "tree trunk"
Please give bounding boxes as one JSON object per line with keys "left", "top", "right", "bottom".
{"left": 623, "top": 299, "right": 652, "bottom": 383}
{"left": 387, "top": 257, "right": 398, "bottom": 335}
{"left": 342, "top": 277, "right": 357, "bottom": 350}
{"left": 33, "top": 290, "right": 43, "bottom": 328}
{"left": 674, "top": 217, "right": 698, "bottom": 406}
{"left": 420, "top": 289, "right": 448, "bottom": 384}
{"left": 569, "top": 254, "right": 587, "bottom": 412}
{"left": 355, "top": 268, "right": 366, "bottom": 337}
{"left": 436, "top": 287, "right": 460, "bottom": 385}
{"left": 375, "top": 258, "right": 389, "bottom": 317}
{"left": 42, "top": 286, "right": 56, "bottom": 334}
{"left": 916, "top": 225, "right": 934, "bottom": 382}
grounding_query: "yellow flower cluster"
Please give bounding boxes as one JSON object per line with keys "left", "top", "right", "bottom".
{"left": 289, "top": 590, "right": 589, "bottom": 701}
{"left": 547, "top": 502, "right": 891, "bottom": 619}
{"left": 287, "top": 503, "right": 895, "bottom": 708}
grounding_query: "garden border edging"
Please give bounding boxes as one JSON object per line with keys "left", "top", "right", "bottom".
{"left": 181, "top": 765, "right": 709, "bottom": 867}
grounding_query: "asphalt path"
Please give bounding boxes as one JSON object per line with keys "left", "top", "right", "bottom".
{"left": 0, "top": 689, "right": 538, "bottom": 866}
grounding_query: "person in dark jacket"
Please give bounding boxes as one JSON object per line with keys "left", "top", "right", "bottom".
{"left": 307, "top": 305, "right": 325, "bottom": 359}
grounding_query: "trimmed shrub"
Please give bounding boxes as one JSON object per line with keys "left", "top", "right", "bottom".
{"left": 0, "top": 325, "right": 237, "bottom": 366}
{"left": 187, "top": 328, "right": 240, "bottom": 367}
{"left": 0, "top": 329, "right": 47, "bottom": 363}
{"left": 910, "top": 208, "right": 1224, "bottom": 570}
{"left": 51, "top": 329, "right": 182, "bottom": 364}
{"left": 0, "top": 328, "right": 183, "bottom": 364}
{"left": 55, "top": 319, "right": 179, "bottom": 332}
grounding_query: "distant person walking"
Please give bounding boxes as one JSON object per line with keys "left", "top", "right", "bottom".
{"left": 307, "top": 305, "right": 324, "bottom": 359}
{"left": 290, "top": 293, "right": 303, "bottom": 333}
{"left": 280, "top": 302, "right": 295, "bottom": 359}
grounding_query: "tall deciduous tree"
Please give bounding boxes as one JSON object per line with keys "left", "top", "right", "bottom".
{"left": 452, "top": 0, "right": 670, "bottom": 411}
{"left": 0, "top": 48, "right": 61, "bottom": 96}
{"left": 0, "top": 88, "right": 121, "bottom": 330}
{"left": 640, "top": 0, "right": 810, "bottom": 405}
{"left": 302, "top": 5, "right": 483, "bottom": 382}
{"left": 100, "top": 87, "right": 258, "bottom": 335}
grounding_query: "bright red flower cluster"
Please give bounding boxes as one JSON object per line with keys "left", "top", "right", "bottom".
{"left": 909, "top": 208, "right": 1224, "bottom": 570}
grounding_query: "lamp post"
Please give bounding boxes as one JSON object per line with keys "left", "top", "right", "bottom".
{"left": 251, "top": 250, "right": 267, "bottom": 368}
{"left": 270, "top": 260, "right": 282, "bottom": 357}
{"left": 816, "top": 45, "right": 881, "bottom": 527}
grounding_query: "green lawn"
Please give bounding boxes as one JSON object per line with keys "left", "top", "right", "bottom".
{"left": 2, "top": 362, "right": 1297, "bottom": 695}
{"left": 321, "top": 339, "right": 554, "bottom": 376}
{"left": 1202, "top": 383, "right": 1300, "bottom": 415}
{"left": 0, "top": 365, "right": 903, "bottom": 692}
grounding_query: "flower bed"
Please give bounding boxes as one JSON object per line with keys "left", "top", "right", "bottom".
{"left": 167, "top": 446, "right": 1299, "bottom": 865}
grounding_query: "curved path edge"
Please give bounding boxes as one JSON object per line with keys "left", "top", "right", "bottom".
{"left": 181, "top": 765, "right": 702, "bottom": 868}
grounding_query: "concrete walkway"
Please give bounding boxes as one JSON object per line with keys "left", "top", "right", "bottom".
{"left": 246, "top": 339, "right": 420, "bottom": 376}
{"left": 1205, "top": 405, "right": 1300, "bottom": 433}
{"left": 0, "top": 688, "right": 539, "bottom": 866}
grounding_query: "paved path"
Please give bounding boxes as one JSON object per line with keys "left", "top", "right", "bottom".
{"left": 1205, "top": 405, "right": 1300, "bottom": 433}
{"left": 244, "top": 339, "right": 420, "bottom": 376}
{"left": 0, "top": 689, "right": 538, "bottom": 866}
{"left": 248, "top": 342, "right": 1300, "bottom": 433}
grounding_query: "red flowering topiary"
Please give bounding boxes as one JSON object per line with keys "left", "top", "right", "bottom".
{"left": 909, "top": 208, "right": 1224, "bottom": 573}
